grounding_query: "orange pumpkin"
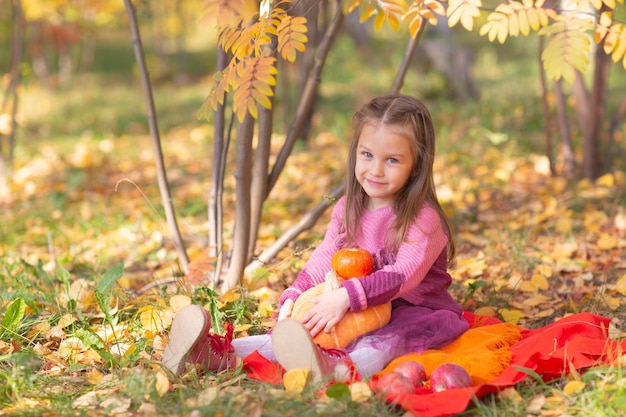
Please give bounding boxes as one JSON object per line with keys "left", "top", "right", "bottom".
{"left": 291, "top": 270, "right": 392, "bottom": 349}
{"left": 331, "top": 248, "right": 375, "bottom": 279}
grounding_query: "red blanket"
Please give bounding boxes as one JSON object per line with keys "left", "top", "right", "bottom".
{"left": 243, "top": 312, "right": 625, "bottom": 416}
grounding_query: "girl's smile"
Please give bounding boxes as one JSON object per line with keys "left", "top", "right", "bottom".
{"left": 355, "top": 123, "right": 415, "bottom": 210}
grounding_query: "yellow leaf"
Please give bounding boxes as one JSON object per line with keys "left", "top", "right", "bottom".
{"left": 555, "top": 216, "right": 573, "bottom": 233}
{"left": 597, "top": 233, "right": 618, "bottom": 250}
{"left": 563, "top": 380, "right": 586, "bottom": 395}
{"left": 523, "top": 295, "right": 550, "bottom": 307}
{"left": 155, "top": 371, "right": 170, "bottom": 396}
{"left": 603, "top": 295, "right": 621, "bottom": 310}
{"left": 499, "top": 308, "right": 524, "bottom": 324}
{"left": 498, "top": 387, "right": 523, "bottom": 403}
{"left": 350, "top": 381, "right": 373, "bottom": 403}
{"left": 475, "top": 306, "right": 498, "bottom": 316}
{"left": 221, "top": 287, "right": 241, "bottom": 303}
{"left": 87, "top": 368, "right": 104, "bottom": 385}
{"left": 519, "top": 280, "right": 537, "bottom": 292}
{"left": 169, "top": 295, "right": 191, "bottom": 312}
{"left": 535, "top": 264, "right": 553, "bottom": 278}
{"left": 531, "top": 273, "right": 549, "bottom": 291}
{"left": 234, "top": 323, "right": 254, "bottom": 333}
{"left": 257, "top": 300, "right": 275, "bottom": 318}
{"left": 615, "top": 274, "right": 626, "bottom": 296}
{"left": 283, "top": 368, "right": 309, "bottom": 393}
{"left": 140, "top": 306, "right": 172, "bottom": 333}
{"left": 595, "top": 173, "right": 614, "bottom": 187}
{"left": 58, "top": 313, "right": 77, "bottom": 329}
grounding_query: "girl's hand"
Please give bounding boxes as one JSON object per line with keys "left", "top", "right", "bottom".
{"left": 301, "top": 287, "right": 350, "bottom": 338}
{"left": 277, "top": 299, "right": 294, "bottom": 321}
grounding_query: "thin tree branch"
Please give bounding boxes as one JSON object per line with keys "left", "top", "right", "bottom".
{"left": 123, "top": 0, "right": 189, "bottom": 274}
{"left": 245, "top": 183, "right": 345, "bottom": 275}
{"left": 266, "top": 6, "right": 344, "bottom": 194}
{"left": 391, "top": 21, "right": 425, "bottom": 94}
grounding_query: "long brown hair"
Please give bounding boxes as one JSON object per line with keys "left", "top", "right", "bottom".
{"left": 344, "top": 94, "right": 455, "bottom": 261}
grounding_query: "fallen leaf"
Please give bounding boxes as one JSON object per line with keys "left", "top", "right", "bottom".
{"left": 283, "top": 368, "right": 309, "bottom": 393}
{"left": 526, "top": 394, "right": 546, "bottom": 412}
{"left": 499, "top": 309, "right": 524, "bottom": 324}
{"left": 350, "top": 381, "right": 372, "bottom": 403}
{"left": 100, "top": 396, "right": 132, "bottom": 414}
{"left": 168, "top": 294, "right": 191, "bottom": 312}
{"left": 597, "top": 233, "right": 618, "bottom": 250}
{"left": 563, "top": 380, "right": 586, "bottom": 395}
{"left": 72, "top": 391, "right": 98, "bottom": 409}
{"left": 615, "top": 274, "right": 626, "bottom": 296}
{"left": 155, "top": 371, "right": 170, "bottom": 396}
{"left": 474, "top": 306, "right": 498, "bottom": 316}
{"left": 498, "top": 387, "right": 522, "bottom": 404}
{"left": 530, "top": 273, "right": 549, "bottom": 291}
{"left": 139, "top": 306, "right": 173, "bottom": 333}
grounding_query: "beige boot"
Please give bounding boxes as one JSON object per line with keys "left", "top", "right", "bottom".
{"left": 271, "top": 318, "right": 353, "bottom": 384}
{"left": 162, "top": 304, "right": 235, "bottom": 375}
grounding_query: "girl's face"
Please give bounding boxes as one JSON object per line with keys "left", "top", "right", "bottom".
{"left": 355, "top": 123, "right": 415, "bottom": 210}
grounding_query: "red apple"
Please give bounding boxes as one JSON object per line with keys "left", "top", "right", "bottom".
{"left": 429, "top": 363, "right": 472, "bottom": 392}
{"left": 393, "top": 361, "right": 426, "bottom": 388}
{"left": 375, "top": 371, "right": 416, "bottom": 395}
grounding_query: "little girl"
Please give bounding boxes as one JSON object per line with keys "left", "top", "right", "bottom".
{"left": 163, "top": 94, "right": 469, "bottom": 382}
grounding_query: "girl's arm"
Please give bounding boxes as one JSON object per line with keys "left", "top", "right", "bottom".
{"left": 341, "top": 206, "right": 449, "bottom": 311}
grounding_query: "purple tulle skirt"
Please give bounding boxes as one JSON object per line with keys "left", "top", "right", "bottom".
{"left": 345, "top": 300, "right": 470, "bottom": 359}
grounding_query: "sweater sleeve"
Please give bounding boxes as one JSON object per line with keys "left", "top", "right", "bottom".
{"left": 341, "top": 206, "right": 449, "bottom": 311}
{"left": 278, "top": 198, "right": 346, "bottom": 306}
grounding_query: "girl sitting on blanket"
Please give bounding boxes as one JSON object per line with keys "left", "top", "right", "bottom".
{"left": 162, "top": 94, "right": 470, "bottom": 382}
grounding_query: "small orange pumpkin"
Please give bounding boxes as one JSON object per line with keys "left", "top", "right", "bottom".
{"left": 331, "top": 248, "right": 375, "bottom": 279}
{"left": 291, "top": 270, "right": 392, "bottom": 349}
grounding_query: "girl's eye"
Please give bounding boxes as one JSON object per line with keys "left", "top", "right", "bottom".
{"left": 388, "top": 157, "right": 399, "bottom": 164}
{"left": 362, "top": 151, "right": 372, "bottom": 158}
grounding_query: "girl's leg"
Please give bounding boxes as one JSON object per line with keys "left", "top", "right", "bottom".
{"left": 231, "top": 334, "right": 276, "bottom": 362}
{"left": 346, "top": 334, "right": 400, "bottom": 378}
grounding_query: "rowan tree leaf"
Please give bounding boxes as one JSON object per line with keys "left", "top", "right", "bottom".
{"left": 448, "top": 0, "right": 481, "bottom": 31}
{"left": 480, "top": 1, "right": 555, "bottom": 43}
{"left": 355, "top": 0, "right": 406, "bottom": 31}
{"left": 541, "top": 29, "right": 591, "bottom": 83}
{"left": 277, "top": 14, "right": 308, "bottom": 62}
{"left": 231, "top": 56, "right": 277, "bottom": 122}
{"left": 403, "top": 0, "right": 446, "bottom": 37}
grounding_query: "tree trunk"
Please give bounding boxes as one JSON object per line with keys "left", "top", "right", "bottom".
{"left": 607, "top": 95, "right": 626, "bottom": 166}
{"left": 208, "top": 47, "right": 229, "bottom": 270}
{"left": 249, "top": 93, "right": 274, "bottom": 260}
{"left": 223, "top": 113, "right": 255, "bottom": 291}
{"left": 554, "top": 79, "right": 576, "bottom": 177}
{"left": 0, "top": 0, "right": 24, "bottom": 200}
{"left": 124, "top": 0, "right": 189, "bottom": 274}
{"left": 538, "top": 35, "right": 555, "bottom": 176}
{"left": 573, "top": 7, "right": 611, "bottom": 180}
{"left": 586, "top": 35, "right": 610, "bottom": 179}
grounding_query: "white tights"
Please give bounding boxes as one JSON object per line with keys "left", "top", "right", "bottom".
{"left": 230, "top": 334, "right": 394, "bottom": 378}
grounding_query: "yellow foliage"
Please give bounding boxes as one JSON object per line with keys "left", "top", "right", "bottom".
{"left": 448, "top": 0, "right": 482, "bottom": 31}
{"left": 283, "top": 368, "right": 309, "bottom": 393}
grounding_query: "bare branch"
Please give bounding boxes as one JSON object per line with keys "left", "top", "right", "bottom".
{"left": 123, "top": 0, "right": 189, "bottom": 273}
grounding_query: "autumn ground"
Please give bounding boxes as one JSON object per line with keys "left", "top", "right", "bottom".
{"left": 1, "top": 34, "right": 626, "bottom": 416}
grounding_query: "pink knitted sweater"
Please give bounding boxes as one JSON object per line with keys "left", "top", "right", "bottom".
{"left": 280, "top": 197, "right": 463, "bottom": 315}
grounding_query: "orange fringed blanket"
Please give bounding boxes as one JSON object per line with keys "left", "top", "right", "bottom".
{"left": 377, "top": 318, "right": 523, "bottom": 387}
{"left": 242, "top": 311, "right": 626, "bottom": 417}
